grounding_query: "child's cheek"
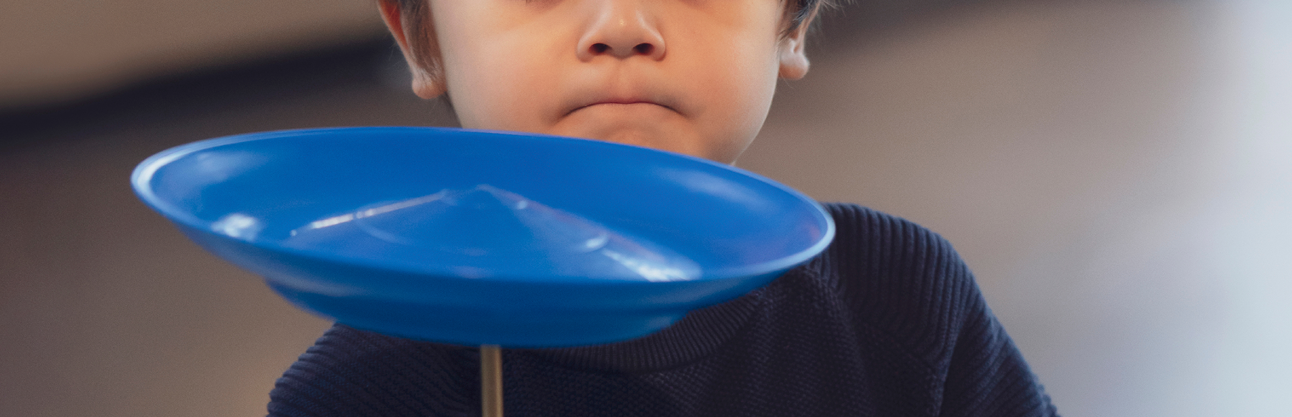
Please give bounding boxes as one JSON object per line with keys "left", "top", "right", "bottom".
{"left": 433, "top": 7, "right": 564, "bottom": 132}
{"left": 683, "top": 33, "right": 782, "bottom": 151}
{"left": 444, "top": 39, "right": 556, "bottom": 132}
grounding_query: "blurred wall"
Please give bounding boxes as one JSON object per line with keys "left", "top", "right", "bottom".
{"left": 0, "top": 0, "right": 386, "bottom": 111}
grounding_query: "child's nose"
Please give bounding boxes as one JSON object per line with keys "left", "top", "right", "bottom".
{"left": 576, "top": 0, "right": 666, "bottom": 61}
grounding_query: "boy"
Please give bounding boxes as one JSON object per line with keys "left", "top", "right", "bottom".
{"left": 268, "top": 1, "right": 1059, "bottom": 416}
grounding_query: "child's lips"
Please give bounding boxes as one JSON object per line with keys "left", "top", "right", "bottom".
{"left": 563, "top": 91, "right": 682, "bottom": 117}
{"left": 567, "top": 100, "right": 676, "bottom": 116}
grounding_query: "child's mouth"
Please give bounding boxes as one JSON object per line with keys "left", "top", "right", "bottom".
{"left": 566, "top": 100, "right": 677, "bottom": 117}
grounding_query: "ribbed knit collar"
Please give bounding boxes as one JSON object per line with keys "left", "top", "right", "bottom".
{"left": 516, "top": 266, "right": 811, "bottom": 374}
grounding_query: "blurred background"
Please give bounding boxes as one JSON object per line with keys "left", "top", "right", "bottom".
{"left": 2, "top": 0, "right": 1289, "bottom": 415}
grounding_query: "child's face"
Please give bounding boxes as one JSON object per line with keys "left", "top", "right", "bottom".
{"left": 383, "top": 1, "right": 811, "bottom": 164}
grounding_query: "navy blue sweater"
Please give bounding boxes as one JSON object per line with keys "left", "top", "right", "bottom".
{"left": 268, "top": 204, "right": 1058, "bottom": 416}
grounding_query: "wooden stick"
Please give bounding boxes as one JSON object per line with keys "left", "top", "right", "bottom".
{"left": 481, "top": 344, "right": 503, "bottom": 417}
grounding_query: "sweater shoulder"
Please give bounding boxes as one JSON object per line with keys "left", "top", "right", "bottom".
{"left": 267, "top": 324, "right": 476, "bottom": 417}
{"left": 816, "top": 202, "right": 971, "bottom": 295}
{"left": 815, "top": 203, "right": 980, "bottom": 370}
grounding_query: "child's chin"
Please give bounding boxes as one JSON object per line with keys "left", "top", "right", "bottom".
{"left": 582, "top": 129, "right": 703, "bottom": 157}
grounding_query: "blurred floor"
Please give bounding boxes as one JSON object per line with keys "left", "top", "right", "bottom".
{"left": 2, "top": 0, "right": 1290, "bottom": 416}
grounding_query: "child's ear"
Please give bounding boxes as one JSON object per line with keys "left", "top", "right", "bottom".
{"left": 378, "top": 0, "right": 447, "bottom": 99}
{"left": 777, "top": 11, "right": 817, "bottom": 81}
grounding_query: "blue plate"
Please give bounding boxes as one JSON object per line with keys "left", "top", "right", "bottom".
{"left": 132, "top": 127, "right": 834, "bottom": 347}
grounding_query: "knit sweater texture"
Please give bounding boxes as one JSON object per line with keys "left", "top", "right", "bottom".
{"left": 267, "top": 203, "right": 1058, "bottom": 416}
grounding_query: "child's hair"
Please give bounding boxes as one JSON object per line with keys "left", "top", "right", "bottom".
{"left": 385, "top": 0, "right": 838, "bottom": 93}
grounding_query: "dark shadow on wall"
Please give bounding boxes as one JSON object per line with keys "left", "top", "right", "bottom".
{"left": 0, "top": 38, "right": 431, "bottom": 152}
